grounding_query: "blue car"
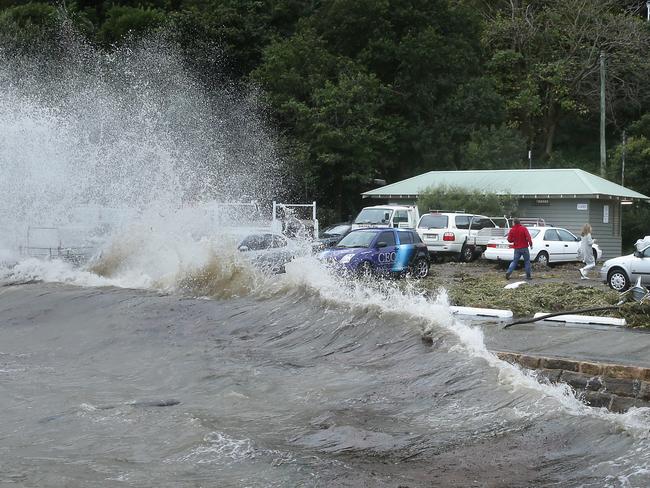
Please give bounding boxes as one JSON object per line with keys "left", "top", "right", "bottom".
{"left": 318, "top": 228, "right": 430, "bottom": 278}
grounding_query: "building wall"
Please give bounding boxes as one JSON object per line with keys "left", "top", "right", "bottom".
{"left": 518, "top": 198, "right": 621, "bottom": 259}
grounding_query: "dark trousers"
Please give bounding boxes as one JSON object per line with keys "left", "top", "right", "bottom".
{"left": 507, "top": 247, "right": 531, "bottom": 278}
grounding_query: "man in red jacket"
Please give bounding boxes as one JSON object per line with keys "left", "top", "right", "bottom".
{"left": 505, "top": 218, "right": 533, "bottom": 280}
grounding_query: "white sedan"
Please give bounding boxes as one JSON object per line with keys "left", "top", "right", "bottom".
{"left": 483, "top": 226, "right": 602, "bottom": 266}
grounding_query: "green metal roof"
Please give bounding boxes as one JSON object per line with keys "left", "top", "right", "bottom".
{"left": 362, "top": 169, "right": 649, "bottom": 201}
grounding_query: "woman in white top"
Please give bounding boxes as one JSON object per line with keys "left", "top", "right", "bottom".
{"left": 579, "top": 223, "right": 595, "bottom": 279}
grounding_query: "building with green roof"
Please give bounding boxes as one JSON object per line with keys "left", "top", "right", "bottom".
{"left": 361, "top": 169, "right": 650, "bottom": 258}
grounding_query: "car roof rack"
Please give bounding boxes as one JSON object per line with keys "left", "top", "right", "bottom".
{"left": 509, "top": 217, "right": 546, "bottom": 227}
{"left": 427, "top": 209, "right": 467, "bottom": 213}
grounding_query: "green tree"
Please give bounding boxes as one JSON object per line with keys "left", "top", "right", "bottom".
{"left": 254, "top": 28, "right": 399, "bottom": 216}
{"left": 168, "top": 0, "right": 311, "bottom": 83}
{"left": 97, "top": 6, "right": 165, "bottom": 46}
{"left": 610, "top": 114, "right": 650, "bottom": 247}
{"left": 253, "top": 0, "right": 493, "bottom": 218}
{"left": 418, "top": 185, "right": 518, "bottom": 217}
{"left": 0, "top": 3, "right": 59, "bottom": 55}
{"left": 480, "top": 0, "right": 650, "bottom": 159}
{"left": 461, "top": 124, "right": 527, "bottom": 170}
{"left": 311, "top": 0, "right": 489, "bottom": 175}
{"left": 306, "top": 71, "right": 401, "bottom": 216}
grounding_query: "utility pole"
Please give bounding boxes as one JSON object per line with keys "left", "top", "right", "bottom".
{"left": 528, "top": 149, "right": 532, "bottom": 169}
{"left": 600, "top": 52, "right": 606, "bottom": 178}
{"left": 621, "top": 130, "right": 626, "bottom": 186}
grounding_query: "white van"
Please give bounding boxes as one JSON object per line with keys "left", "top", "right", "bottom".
{"left": 416, "top": 212, "right": 497, "bottom": 262}
{"left": 351, "top": 205, "right": 420, "bottom": 230}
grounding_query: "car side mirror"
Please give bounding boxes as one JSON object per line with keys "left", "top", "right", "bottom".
{"left": 376, "top": 241, "right": 387, "bottom": 248}
{"left": 634, "top": 250, "right": 643, "bottom": 258}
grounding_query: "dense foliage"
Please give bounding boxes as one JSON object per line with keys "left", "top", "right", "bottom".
{"left": 2, "top": 0, "right": 650, "bottom": 238}
{"left": 417, "top": 185, "right": 518, "bottom": 217}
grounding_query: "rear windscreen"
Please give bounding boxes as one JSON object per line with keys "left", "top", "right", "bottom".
{"left": 418, "top": 215, "right": 448, "bottom": 229}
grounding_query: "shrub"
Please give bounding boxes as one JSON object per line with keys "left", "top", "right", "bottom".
{"left": 417, "top": 185, "right": 517, "bottom": 217}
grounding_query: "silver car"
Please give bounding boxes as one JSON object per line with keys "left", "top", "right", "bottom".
{"left": 600, "top": 238, "right": 650, "bottom": 291}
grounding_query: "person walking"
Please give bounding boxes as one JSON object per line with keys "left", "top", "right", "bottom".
{"left": 579, "top": 223, "right": 595, "bottom": 280}
{"left": 505, "top": 218, "right": 533, "bottom": 280}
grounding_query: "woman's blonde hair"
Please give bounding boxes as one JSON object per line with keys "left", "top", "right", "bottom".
{"left": 581, "top": 223, "right": 592, "bottom": 236}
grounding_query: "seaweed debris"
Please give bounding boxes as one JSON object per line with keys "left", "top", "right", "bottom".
{"left": 416, "top": 267, "right": 650, "bottom": 325}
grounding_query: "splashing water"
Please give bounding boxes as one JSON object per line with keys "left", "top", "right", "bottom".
{"left": 0, "top": 29, "right": 283, "bottom": 273}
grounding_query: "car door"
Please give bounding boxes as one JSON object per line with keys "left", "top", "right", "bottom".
{"left": 630, "top": 246, "right": 650, "bottom": 285}
{"left": 375, "top": 230, "right": 398, "bottom": 272}
{"left": 541, "top": 229, "right": 563, "bottom": 262}
{"left": 392, "top": 230, "right": 412, "bottom": 271}
{"left": 556, "top": 228, "right": 580, "bottom": 262}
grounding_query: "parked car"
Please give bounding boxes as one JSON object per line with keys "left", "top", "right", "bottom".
{"left": 600, "top": 237, "right": 650, "bottom": 291}
{"left": 317, "top": 228, "right": 430, "bottom": 278}
{"left": 317, "top": 223, "right": 352, "bottom": 248}
{"left": 483, "top": 226, "right": 602, "bottom": 266}
{"left": 416, "top": 212, "right": 497, "bottom": 262}
{"left": 237, "top": 232, "right": 298, "bottom": 273}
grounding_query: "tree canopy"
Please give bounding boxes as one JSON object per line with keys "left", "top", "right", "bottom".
{"left": 2, "top": 0, "right": 650, "bottom": 241}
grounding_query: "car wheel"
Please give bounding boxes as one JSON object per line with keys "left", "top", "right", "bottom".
{"left": 607, "top": 268, "right": 630, "bottom": 292}
{"left": 411, "top": 257, "right": 429, "bottom": 279}
{"left": 460, "top": 245, "right": 474, "bottom": 263}
{"left": 358, "top": 261, "right": 373, "bottom": 278}
{"left": 535, "top": 251, "right": 549, "bottom": 266}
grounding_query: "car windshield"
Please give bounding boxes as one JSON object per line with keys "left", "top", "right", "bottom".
{"left": 354, "top": 208, "right": 392, "bottom": 224}
{"left": 322, "top": 225, "right": 349, "bottom": 237}
{"left": 336, "top": 231, "right": 377, "bottom": 248}
{"left": 529, "top": 229, "right": 540, "bottom": 238}
{"left": 418, "top": 214, "right": 448, "bottom": 229}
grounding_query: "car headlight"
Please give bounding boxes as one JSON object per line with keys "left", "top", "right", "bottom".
{"left": 340, "top": 253, "right": 354, "bottom": 264}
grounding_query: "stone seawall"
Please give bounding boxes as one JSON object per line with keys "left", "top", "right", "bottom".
{"left": 495, "top": 351, "right": 650, "bottom": 413}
